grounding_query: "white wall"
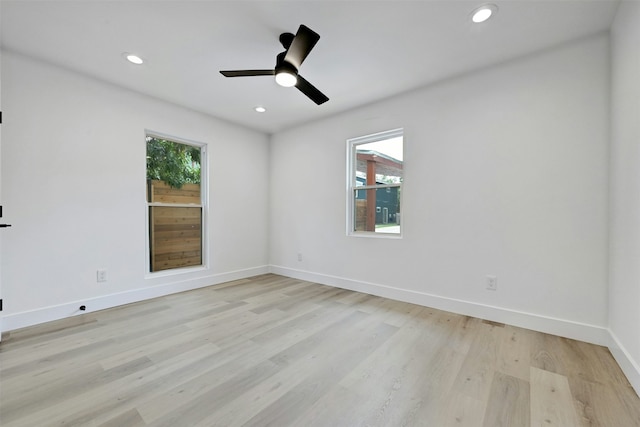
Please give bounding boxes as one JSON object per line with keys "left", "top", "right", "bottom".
{"left": 1, "top": 51, "right": 270, "bottom": 330}
{"left": 270, "top": 34, "right": 610, "bottom": 345}
{"left": 609, "top": 0, "right": 640, "bottom": 394}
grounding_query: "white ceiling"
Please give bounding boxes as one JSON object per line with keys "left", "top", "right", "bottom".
{"left": 1, "top": 0, "right": 619, "bottom": 134}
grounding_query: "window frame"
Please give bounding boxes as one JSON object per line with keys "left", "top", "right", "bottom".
{"left": 346, "top": 128, "right": 404, "bottom": 238}
{"left": 145, "top": 130, "right": 208, "bottom": 276}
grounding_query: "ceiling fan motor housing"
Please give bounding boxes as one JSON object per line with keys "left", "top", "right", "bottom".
{"left": 275, "top": 52, "right": 298, "bottom": 75}
{"left": 279, "top": 32, "right": 295, "bottom": 49}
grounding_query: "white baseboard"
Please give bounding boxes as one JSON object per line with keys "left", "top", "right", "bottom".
{"left": 608, "top": 330, "right": 640, "bottom": 397}
{"left": 2, "top": 265, "right": 269, "bottom": 333}
{"left": 269, "top": 265, "right": 610, "bottom": 346}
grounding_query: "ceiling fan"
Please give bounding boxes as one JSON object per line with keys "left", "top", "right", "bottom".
{"left": 220, "top": 24, "right": 329, "bottom": 105}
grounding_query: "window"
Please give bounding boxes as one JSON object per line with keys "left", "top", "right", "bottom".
{"left": 347, "top": 128, "right": 403, "bottom": 236}
{"left": 146, "top": 134, "right": 206, "bottom": 272}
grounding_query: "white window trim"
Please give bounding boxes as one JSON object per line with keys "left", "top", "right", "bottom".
{"left": 144, "top": 130, "right": 209, "bottom": 276}
{"left": 346, "top": 128, "right": 403, "bottom": 239}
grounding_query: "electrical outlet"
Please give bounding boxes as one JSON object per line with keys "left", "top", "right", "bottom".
{"left": 97, "top": 269, "right": 107, "bottom": 283}
{"left": 297, "top": 253, "right": 303, "bottom": 262}
{"left": 486, "top": 275, "right": 497, "bottom": 291}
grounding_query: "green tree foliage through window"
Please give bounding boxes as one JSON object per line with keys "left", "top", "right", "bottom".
{"left": 146, "top": 137, "right": 201, "bottom": 188}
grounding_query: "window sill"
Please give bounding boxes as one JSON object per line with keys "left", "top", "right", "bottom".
{"left": 348, "top": 231, "right": 403, "bottom": 239}
{"left": 145, "top": 264, "right": 208, "bottom": 279}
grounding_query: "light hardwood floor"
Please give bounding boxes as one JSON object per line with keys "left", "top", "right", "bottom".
{"left": 1, "top": 274, "right": 639, "bottom": 426}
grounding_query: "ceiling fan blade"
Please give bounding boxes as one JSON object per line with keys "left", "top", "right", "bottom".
{"left": 220, "top": 69, "right": 275, "bottom": 77}
{"left": 284, "top": 25, "right": 320, "bottom": 69}
{"left": 296, "top": 75, "right": 329, "bottom": 105}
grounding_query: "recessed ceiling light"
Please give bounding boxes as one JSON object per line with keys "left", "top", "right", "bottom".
{"left": 123, "top": 53, "right": 144, "bottom": 65}
{"left": 254, "top": 106, "right": 266, "bottom": 113}
{"left": 471, "top": 4, "right": 498, "bottom": 23}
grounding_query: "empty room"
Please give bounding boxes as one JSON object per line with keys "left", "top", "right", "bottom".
{"left": 1, "top": 0, "right": 639, "bottom": 425}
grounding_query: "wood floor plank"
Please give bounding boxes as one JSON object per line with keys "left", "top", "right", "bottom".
{"left": 1, "top": 274, "right": 638, "bottom": 427}
{"left": 451, "top": 322, "right": 502, "bottom": 401}
{"left": 530, "top": 366, "right": 581, "bottom": 426}
{"left": 530, "top": 333, "right": 569, "bottom": 376}
{"left": 497, "top": 325, "right": 532, "bottom": 381}
{"left": 436, "top": 392, "right": 486, "bottom": 427}
{"left": 482, "top": 371, "right": 530, "bottom": 427}
{"left": 98, "top": 408, "right": 147, "bottom": 427}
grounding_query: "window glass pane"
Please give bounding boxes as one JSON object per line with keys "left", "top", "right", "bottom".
{"left": 146, "top": 137, "right": 201, "bottom": 202}
{"left": 355, "top": 136, "right": 403, "bottom": 186}
{"left": 149, "top": 206, "right": 202, "bottom": 272}
{"left": 353, "top": 187, "right": 401, "bottom": 233}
